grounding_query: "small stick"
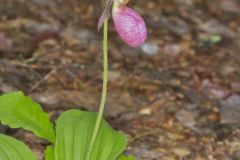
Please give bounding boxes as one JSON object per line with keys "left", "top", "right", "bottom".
{"left": 30, "top": 68, "right": 57, "bottom": 92}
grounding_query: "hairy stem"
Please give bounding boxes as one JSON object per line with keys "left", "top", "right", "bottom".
{"left": 86, "top": 18, "right": 108, "bottom": 160}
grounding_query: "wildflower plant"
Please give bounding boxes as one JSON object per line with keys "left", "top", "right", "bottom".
{"left": 0, "top": 0, "right": 147, "bottom": 160}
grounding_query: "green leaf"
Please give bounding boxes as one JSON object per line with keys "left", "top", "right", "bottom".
{"left": 209, "top": 35, "right": 221, "bottom": 43}
{"left": 44, "top": 145, "right": 55, "bottom": 160}
{"left": 118, "top": 155, "right": 135, "bottom": 160}
{"left": 0, "top": 91, "right": 55, "bottom": 143}
{"left": 55, "top": 109, "right": 127, "bottom": 160}
{"left": 0, "top": 133, "right": 37, "bottom": 160}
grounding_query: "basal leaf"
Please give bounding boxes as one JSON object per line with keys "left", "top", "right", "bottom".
{"left": 55, "top": 109, "right": 127, "bottom": 160}
{"left": 0, "top": 91, "right": 55, "bottom": 143}
{"left": 118, "top": 154, "right": 135, "bottom": 160}
{"left": 0, "top": 134, "right": 37, "bottom": 160}
{"left": 44, "top": 145, "right": 55, "bottom": 160}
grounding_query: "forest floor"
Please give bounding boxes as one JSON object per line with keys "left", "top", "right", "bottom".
{"left": 0, "top": 0, "right": 240, "bottom": 159}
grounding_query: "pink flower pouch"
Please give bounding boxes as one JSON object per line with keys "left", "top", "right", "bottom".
{"left": 113, "top": 6, "right": 147, "bottom": 47}
{"left": 98, "top": 0, "right": 147, "bottom": 48}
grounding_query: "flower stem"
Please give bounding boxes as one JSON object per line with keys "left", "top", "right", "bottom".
{"left": 86, "top": 18, "right": 108, "bottom": 160}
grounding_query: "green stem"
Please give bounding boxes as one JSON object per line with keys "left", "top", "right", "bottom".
{"left": 86, "top": 18, "right": 108, "bottom": 160}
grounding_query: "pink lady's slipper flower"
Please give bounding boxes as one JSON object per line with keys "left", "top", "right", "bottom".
{"left": 98, "top": 0, "right": 147, "bottom": 48}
